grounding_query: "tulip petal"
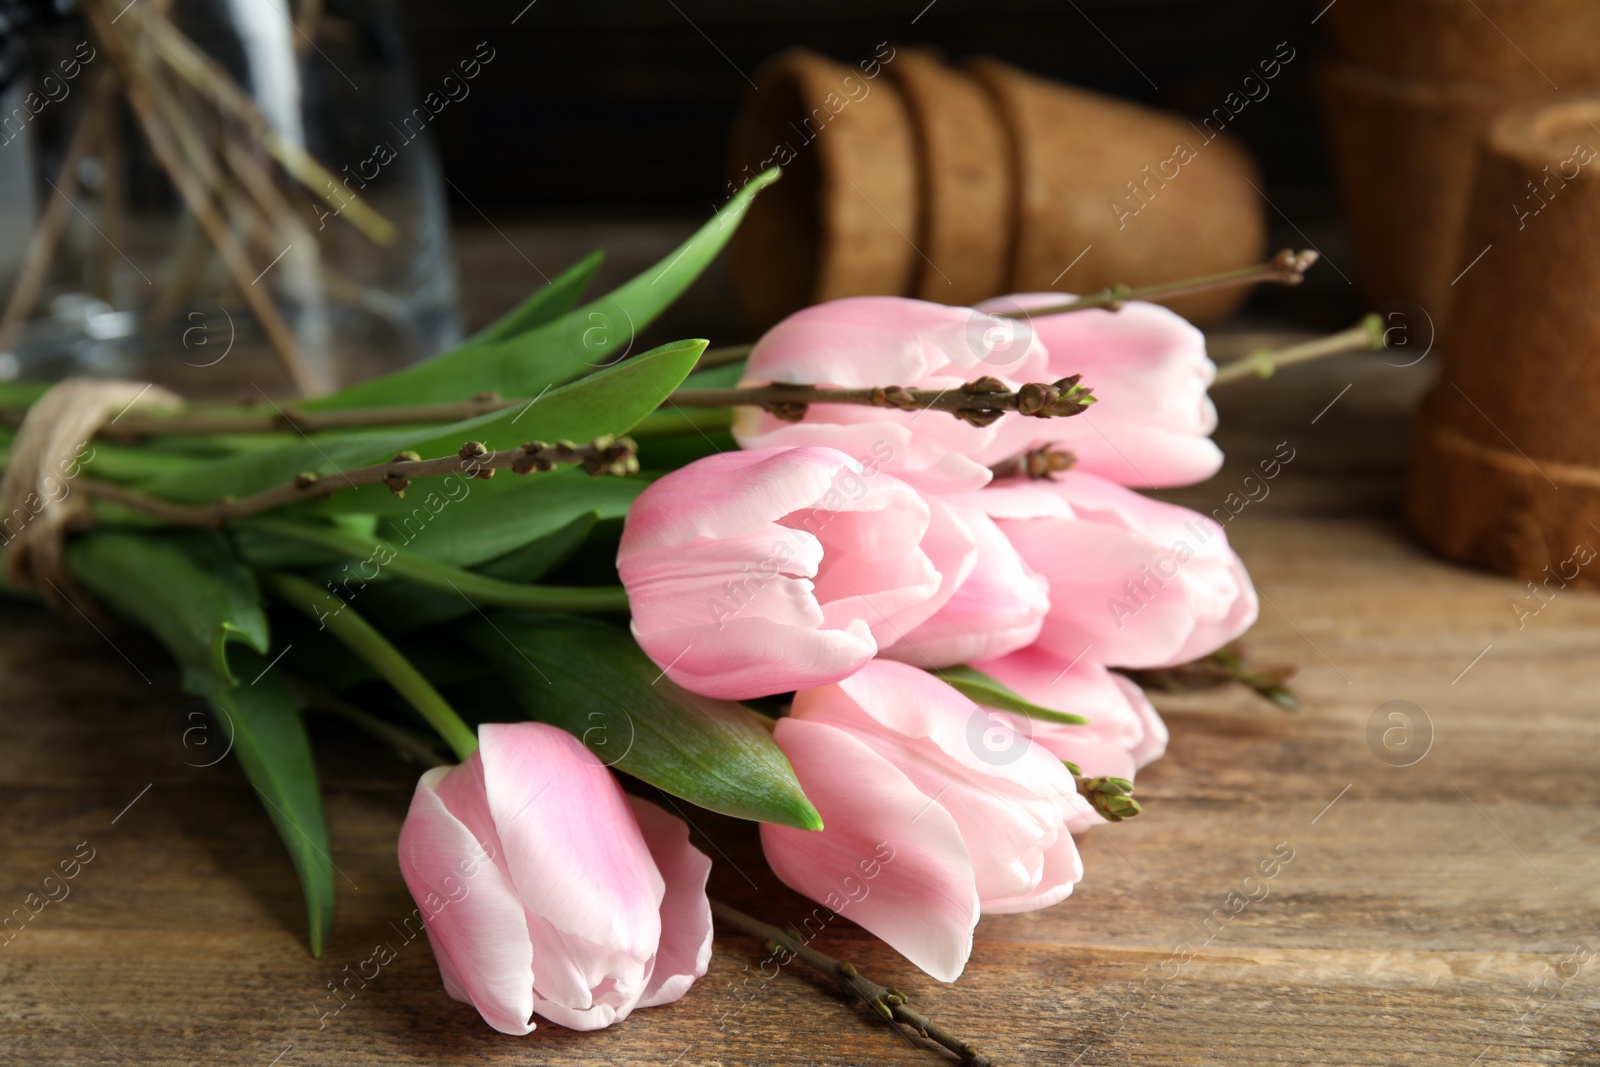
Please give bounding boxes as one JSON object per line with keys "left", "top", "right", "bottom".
{"left": 763, "top": 718, "right": 979, "bottom": 982}
{"left": 975, "top": 295, "right": 1219, "bottom": 489}
{"left": 478, "top": 724, "right": 664, "bottom": 964}
{"left": 630, "top": 615, "right": 877, "bottom": 700}
{"left": 629, "top": 797, "right": 714, "bottom": 1008}
{"left": 973, "top": 648, "right": 1146, "bottom": 751}
{"left": 1117, "top": 672, "right": 1171, "bottom": 768}
{"left": 620, "top": 446, "right": 851, "bottom": 553}
{"left": 400, "top": 763, "right": 537, "bottom": 1035}
{"left": 884, "top": 504, "right": 1048, "bottom": 666}
{"left": 731, "top": 416, "right": 995, "bottom": 496}
{"left": 797, "top": 662, "right": 1079, "bottom": 909}
{"left": 980, "top": 828, "right": 1084, "bottom": 914}
{"left": 1002, "top": 512, "right": 1202, "bottom": 669}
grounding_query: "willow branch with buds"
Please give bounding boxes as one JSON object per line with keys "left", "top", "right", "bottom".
{"left": 670, "top": 375, "right": 1096, "bottom": 428}
{"left": 78, "top": 435, "right": 638, "bottom": 527}
{"left": 710, "top": 899, "right": 992, "bottom": 1067}
{"left": 993, "top": 249, "right": 1320, "bottom": 318}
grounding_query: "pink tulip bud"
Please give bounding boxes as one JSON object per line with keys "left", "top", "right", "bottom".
{"left": 760, "top": 661, "right": 1083, "bottom": 983}
{"left": 732, "top": 296, "right": 1050, "bottom": 495}
{"left": 617, "top": 446, "right": 977, "bottom": 699}
{"left": 732, "top": 294, "right": 1219, "bottom": 492}
{"left": 993, "top": 472, "right": 1259, "bottom": 670}
{"left": 877, "top": 499, "right": 1051, "bottom": 667}
{"left": 397, "top": 723, "right": 712, "bottom": 1033}
{"left": 972, "top": 294, "right": 1222, "bottom": 488}
{"left": 973, "top": 645, "right": 1170, "bottom": 831}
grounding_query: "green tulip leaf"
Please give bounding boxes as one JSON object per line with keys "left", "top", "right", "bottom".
{"left": 475, "top": 612, "right": 822, "bottom": 831}
{"left": 934, "top": 664, "right": 1090, "bottom": 725}
{"left": 65, "top": 530, "right": 268, "bottom": 685}
{"left": 65, "top": 531, "right": 334, "bottom": 955}
{"left": 136, "top": 338, "right": 704, "bottom": 507}
{"left": 305, "top": 169, "right": 777, "bottom": 410}
{"left": 190, "top": 666, "right": 335, "bottom": 958}
{"left": 465, "top": 249, "right": 604, "bottom": 347}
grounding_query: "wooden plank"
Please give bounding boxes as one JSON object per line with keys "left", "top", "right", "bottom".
{"left": 2, "top": 270, "right": 1597, "bottom": 1065}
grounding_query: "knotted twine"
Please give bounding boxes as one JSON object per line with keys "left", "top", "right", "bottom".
{"left": 0, "top": 378, "right": 181, "bottom": 613}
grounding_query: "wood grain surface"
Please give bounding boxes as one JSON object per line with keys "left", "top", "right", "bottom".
{"left": 2, "top": 233, "right": 1598, "bottom": 1067}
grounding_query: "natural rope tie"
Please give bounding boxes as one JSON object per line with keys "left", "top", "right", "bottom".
{"left": 0, "top": 378, "right": 180, "bottom": 612}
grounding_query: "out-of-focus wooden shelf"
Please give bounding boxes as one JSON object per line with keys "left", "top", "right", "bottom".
{"left": 2, "top": 225, "right": 1597, "bottom": 1066}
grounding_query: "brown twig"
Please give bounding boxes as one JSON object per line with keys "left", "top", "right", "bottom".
{"left": 988, "top": 444, "right": 1076, "bottom": 481}
{"left": 85, "top": 0, "right": 325, "bottom": 395}
{"left": 671, "top": 376, "right": 1096, "bottom": 427}
{"left": 128, "top": 3, "right": 394, "bottom": 244}
{"left": 4, "top": 375, "right": 1097, "bottom": 438}
{"left": 993, "top": 249, "right": 1320, "bottom": 318}
{"left": 78, "top": 436, "right": 638, "bottom": 526}
{"left": 1117, "top": 641, "right": 1299, "bottom": 710}
{"left": 709, "top": 899, "right": 992, "bottom": 1067}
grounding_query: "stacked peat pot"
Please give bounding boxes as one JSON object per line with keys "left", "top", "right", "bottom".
{"left": 1317, "top": 0, "right": 1600, "bottom": 322}
{"left": 1408, "top": 95, "right": 1600, "bottom": 587}
{"left": 725, "top": 48, "right": 1267, "bottom": 330}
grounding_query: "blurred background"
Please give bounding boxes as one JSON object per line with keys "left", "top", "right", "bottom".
{"left": 395, "top": 0, "right": 1352, "bottom": 337}
{"left": 0, "top": 0, "right": 1356, "bottom": 393}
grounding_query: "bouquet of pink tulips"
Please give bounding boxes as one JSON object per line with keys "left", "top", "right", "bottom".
{"left": 0, "top": 169, "right": 1367, "bottom": 1057}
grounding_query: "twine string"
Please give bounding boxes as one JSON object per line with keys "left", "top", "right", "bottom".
{"left": 0, "top": 378, "right": 180, "bottom": 612}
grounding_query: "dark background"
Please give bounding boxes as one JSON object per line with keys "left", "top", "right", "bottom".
{"left": 398, "top": 0, "right": 1335, "bottom": 213}
{"left": 393, "top": 0, "right": 1352, "bottom": 328}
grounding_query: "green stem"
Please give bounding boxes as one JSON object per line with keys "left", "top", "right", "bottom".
{"left": 993, "top": 248, "right": 1318, "bottom": 318}
{"left": 288, "top": 676, "right": 450, "bottom": 766}
{"left": 242, "top": 517, "right": 631, "bottom": 614}
{"left": 1210, "top": 315, "right": 1385, "bottom": 386}
{"left": 695, "top": 343, "right": 753, "bottom": 369}
{"left": 629, "top": 406, "right": 735, "bottom": 439}
{"left": 263, "top": 572, "right": 478, "bottom": 761}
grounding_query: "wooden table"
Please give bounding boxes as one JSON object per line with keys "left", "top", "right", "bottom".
{"left": 4, "top": 230, "right": 1598, "bottom": 1067}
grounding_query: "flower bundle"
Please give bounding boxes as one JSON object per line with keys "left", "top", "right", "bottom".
{"left": 0, "top": 170, "right": 1367, "bottom": 1056}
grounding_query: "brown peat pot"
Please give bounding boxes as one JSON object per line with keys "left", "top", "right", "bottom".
{"left": 1409, "top": 95, "right": 1600, "bottom": 587}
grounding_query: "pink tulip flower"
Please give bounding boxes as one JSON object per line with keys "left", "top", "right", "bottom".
{"left": 877, "top": 499, "right": 1051, "bottom": 667}
{"left": 760, "top": 661, "right": 1082, "bottom": 982}
{"left": 617, "top": 445, "right": 976, "bottom": 699}
{"left": 992, "top": 471, "right": 1258, "bottom": 670}
{"left": 973, "top": 645, "right": 1170, "bottom": 831}
{"left": 397, "top": 723, "right": 712, "bottom": 1033}
{"left": 732, "top": 294, "right": 1219, "bottom": 493}
{"left": 732, "top": 296, "right": 1050, "bottom": 495}
{"left": 972, "top": 294, "right": 1221, "bottom": 488}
